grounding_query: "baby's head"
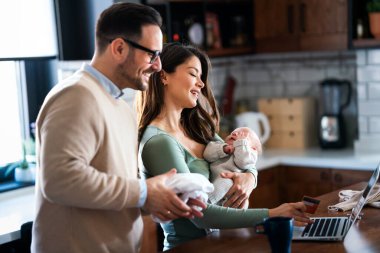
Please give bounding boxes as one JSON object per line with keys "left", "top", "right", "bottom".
{"left": 225, "top": 127, "right": 262, "bottom": 154}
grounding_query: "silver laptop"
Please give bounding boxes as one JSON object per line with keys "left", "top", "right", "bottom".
{"left": 293, "top": 163, "right": 380, "bottom": 241}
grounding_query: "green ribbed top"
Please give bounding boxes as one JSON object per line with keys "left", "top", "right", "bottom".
{"left": 139, "top": 126, "right": 269, "bottom": 250}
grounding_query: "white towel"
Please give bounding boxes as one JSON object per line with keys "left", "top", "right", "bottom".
{"left": 151, "top": 173, "right": 214, "bottom": 223}
{"left": 328, "top": 184, "right": 380, "bottom": 211}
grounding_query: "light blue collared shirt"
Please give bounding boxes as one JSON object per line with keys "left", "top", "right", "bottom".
{"left": 83, "top": 63, "right": 147, "bottom": 208}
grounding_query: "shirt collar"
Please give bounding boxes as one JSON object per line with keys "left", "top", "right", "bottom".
{"left": 82, "top": 63, "right": 124, "bottom": 99}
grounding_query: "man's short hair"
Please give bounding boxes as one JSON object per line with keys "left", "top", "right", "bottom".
{"left": 96, "top": 3, "right": 162, "bottom": 53}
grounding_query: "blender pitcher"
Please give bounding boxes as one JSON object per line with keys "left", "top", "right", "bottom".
{"left": 319, "top": 79, "right": 351, "bottom": 149}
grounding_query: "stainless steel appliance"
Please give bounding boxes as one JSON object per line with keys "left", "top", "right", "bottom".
{"left": 319, "top": 79, "right": 351, "bottom": 149}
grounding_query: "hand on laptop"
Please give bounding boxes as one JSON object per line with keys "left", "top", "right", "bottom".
{"left": 268, "top": 202, "right": 313, "bottom": 227}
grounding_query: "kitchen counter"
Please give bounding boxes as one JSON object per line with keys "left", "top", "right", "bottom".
{"left": 1, "top": 148, "right": 379, "bottom": 245}
{"left": 257, "top": 148, "right": 380, "bottom": 171}
{"left": 0, "top": 186, "right": 34, "bottom": 244}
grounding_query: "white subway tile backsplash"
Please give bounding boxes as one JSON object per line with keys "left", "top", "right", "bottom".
{"left": 368, "top": 82, "right": 380, "bottom": 100}
{"left": 358, "top": 101, "right": 380, "bottom": 116}
{"left": 246, "top": 70, "right": 271, "bottom": 83}
{"left": 325, "top": 67, "right": 342, "bottom": 79}
{"left": 257, "top": 83, "right": 283, "bottom": 97}
{"left": 298, "top": 68, "right": 325, "bottom": 82}
{"left": 369, "top": 116, "right": 380, "bottom": 133}
{"left": 357, "top": 83, "right": 367, "bottom": 100}
{"left": 356, "top": 50, "right": 367, "bottom": 66}
{"left": 358, "top": 116, "right": 368, "bottom": 133}
{"left": 367, "top": 49, "right": 380, "bottom": 65}
{"left": 277, "top": 69, "right": 298, "bottom": 82}
{"left": 284, "top": 82, "right": 315, "bottom": 97}
{"left": 357, "top": 66, "right": 380, "bottom": 82}
{"left": 229, "top": 67, "right": 246, "bottom": 86}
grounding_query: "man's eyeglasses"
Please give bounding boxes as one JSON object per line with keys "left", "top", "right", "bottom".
{"left": 109, "top": 38, "right": 161, "bottom": 64}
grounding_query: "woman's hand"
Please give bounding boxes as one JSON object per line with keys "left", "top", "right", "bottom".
{"left": 269, "top": 202, "right": 312, "bottom": 226}
{"left": 220, "top": 172, "right": 256, "bottom": 209}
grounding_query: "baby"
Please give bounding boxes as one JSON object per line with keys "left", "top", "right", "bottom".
{"left": 203, "top": 127, "right": 262, "bottom": 208}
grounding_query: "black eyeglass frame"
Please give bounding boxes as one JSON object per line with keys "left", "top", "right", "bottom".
{"left": 109, "top": 37, "right": 161, "bottom": 64}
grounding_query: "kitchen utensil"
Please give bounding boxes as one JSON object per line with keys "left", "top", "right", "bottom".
{"left": 319, "top": 79, "right": 351, "bottom": 149}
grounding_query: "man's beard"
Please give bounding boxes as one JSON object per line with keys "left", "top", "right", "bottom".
{"left": 117, "top": 61, "right": 149, "bottom": 91}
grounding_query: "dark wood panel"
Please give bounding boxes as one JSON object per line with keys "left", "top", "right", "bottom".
{"left": 249, "top": 167, "right": 281, "bottom": 208}
{"left": 332, "top": 169, "right": 372, "bottom": 190}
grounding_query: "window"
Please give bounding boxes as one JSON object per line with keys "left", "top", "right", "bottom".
{"left": 0, "top": 61, "right": 27, "bottom": 165}
{"left": 0, "top": 0, "right": 57, "bottom": 59}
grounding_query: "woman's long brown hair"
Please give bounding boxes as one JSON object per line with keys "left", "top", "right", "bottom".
{"left": 136, "top": 43, "right": 220, "bottom": 144}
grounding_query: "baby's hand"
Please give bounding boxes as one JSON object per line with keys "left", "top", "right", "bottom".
{"left": 223, "top": 144, "right": 234, "bottom": 154}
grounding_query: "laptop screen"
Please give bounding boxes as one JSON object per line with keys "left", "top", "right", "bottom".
{"left": 346, "top": 164, "right": 380, "bottom": 232}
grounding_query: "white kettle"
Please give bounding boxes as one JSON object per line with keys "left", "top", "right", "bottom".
{"left": 235, "top": 112, "right": 271, "bottom": 144}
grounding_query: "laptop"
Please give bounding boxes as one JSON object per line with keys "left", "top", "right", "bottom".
{"left": 293, "top": 163, "right": 380, "bottom": 241}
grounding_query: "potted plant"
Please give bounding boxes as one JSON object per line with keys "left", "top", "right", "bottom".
{"left": 5, "top": 139, "right": 36, "bottom": 183}
{"left": 367, "top": 0, "right": 380, "bottom": 39}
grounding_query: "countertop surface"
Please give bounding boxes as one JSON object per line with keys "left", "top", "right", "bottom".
{"left": 0, "top": 186, "right": 34, "bottom": 244}
{"left": 257, "top": 148, "right": 380, "bottom": 171}
{"left": 1, "top": 148, "right": 380, "bottom": 245}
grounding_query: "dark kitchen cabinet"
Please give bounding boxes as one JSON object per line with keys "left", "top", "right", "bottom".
{"left": 331, "top": 169, "right": 372, "bottom": 191}
{"left": 145, "top": 0, "right": 254, "bottom": 57}
{"left": 254, "top": 0, "right": 299, "bottom": 52}
{"left": 249, "top": 165, "right": 372, "bottom": 208}
{"left": 249, "top": 167, "right": 282, "bottom": 208}
{"left": 280, "top": 166, "right": 333, "bottom": 202}
{"left": 254, "top": 0, "right": 348, "bottom": 53}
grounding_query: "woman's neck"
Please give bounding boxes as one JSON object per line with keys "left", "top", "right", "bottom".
{"left": 151, "top": 106, "right": 182, "bottom": 133}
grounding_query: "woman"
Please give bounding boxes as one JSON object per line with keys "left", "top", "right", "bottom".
{"left": 137, "top": 43, "right": 310, "bottom": 250}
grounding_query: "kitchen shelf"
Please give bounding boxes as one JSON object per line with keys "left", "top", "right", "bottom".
{"left": 352, "top": 38, "right": 380, "bottom": 48}
{"left": 146, "top": 0, "right": 254, "bottom": 58}
{"left": 207, "top": 46, "right": 254, "bottom": 57}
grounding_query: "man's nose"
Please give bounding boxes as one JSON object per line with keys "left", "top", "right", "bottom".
{"left": 151, "top": 56, "right": 162, "bottom": 72}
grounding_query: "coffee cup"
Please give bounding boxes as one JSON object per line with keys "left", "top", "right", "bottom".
{"left": 255, "top": 216, "right": 293, "bottom": 253}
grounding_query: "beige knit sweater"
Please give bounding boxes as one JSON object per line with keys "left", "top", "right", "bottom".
{"left": 31, "top": 69, "right": 142, "bottom": 253}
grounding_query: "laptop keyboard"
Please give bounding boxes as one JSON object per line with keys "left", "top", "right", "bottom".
{"left": 301, "top": 218, "right": 347, "bottom": 237}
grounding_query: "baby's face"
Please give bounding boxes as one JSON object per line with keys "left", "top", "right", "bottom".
{"left": 225, "top": 127, "right": 261, "bottom": 152}
{"left": 225, "top": 128, "right": 251, "bottom": 145}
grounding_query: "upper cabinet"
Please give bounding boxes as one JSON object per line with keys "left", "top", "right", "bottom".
{"left": 254, "top": 0, "right": 348, "bottom": 53}
{"left": 146, "top": 0, "right": 254, "bottom": 57}
{"left": 254, "top": 0, "right": 298, "bottom": 52}
{"left": 145, "top": 0, "right": 379, "bottom": 57}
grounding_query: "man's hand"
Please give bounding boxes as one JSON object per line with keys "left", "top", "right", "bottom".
{"left": 143, "top": 169, "right": 207, "bottom": 221}
{"left": 220, "top": 172, "right": 256, "bottom": 209}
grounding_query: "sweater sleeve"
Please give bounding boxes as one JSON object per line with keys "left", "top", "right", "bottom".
{"left": 38, "top": 85, "right": 140, "bottom": 210}
{"left": 203, "top": 141, "right": 228, "bottom": 163}
{"left": 140, "top": 134, "right": 268, "bottom": 229}
{"left": 141, "top": 134, "right": 191, "bottom": 175}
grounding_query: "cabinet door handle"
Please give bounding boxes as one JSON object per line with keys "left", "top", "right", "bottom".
{"left": 287, "top": 4, "right": 294, "bottom": 34}
{"left": 299, "top": 3, "right": 306, "bottom": 33}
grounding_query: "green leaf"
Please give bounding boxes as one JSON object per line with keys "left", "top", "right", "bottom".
{"left": 367, "top": 0, "right": 380, "bottom": 12}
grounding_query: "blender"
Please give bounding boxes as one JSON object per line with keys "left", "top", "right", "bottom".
{"left": 319, "top": 79, "right": 352, "bottom": 149}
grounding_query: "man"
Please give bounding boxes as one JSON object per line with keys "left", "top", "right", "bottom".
{"left": 31, "top": 3, "right": 205, "bottom": 253}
